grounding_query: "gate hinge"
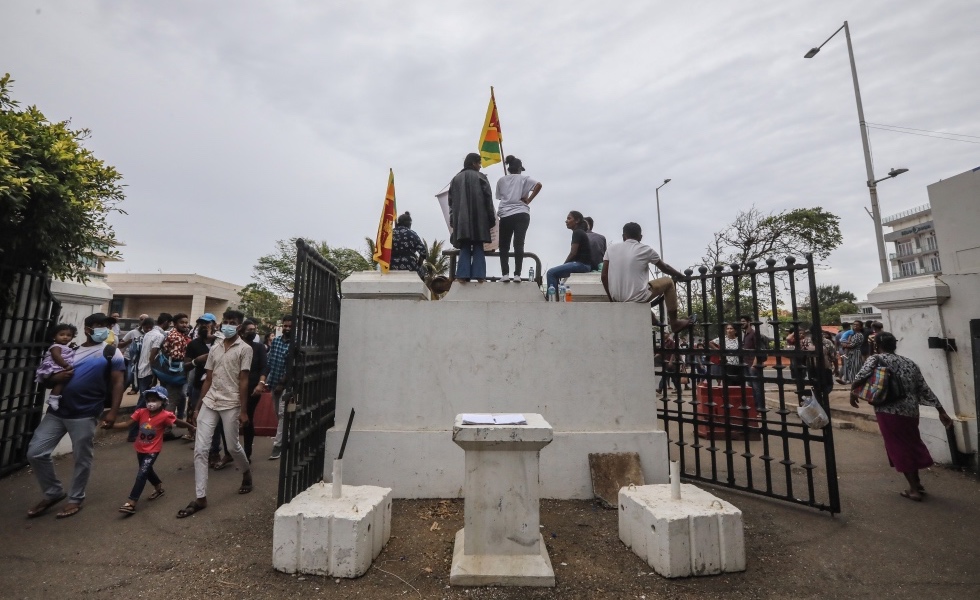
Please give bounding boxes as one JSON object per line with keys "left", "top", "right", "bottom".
{"left": 927, "top": 336, "right": 957, "bottom": 352}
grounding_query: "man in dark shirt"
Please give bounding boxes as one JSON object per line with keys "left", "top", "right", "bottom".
{"left": 546, "top": 211, "right": 593, "bottom": 294}
{"left": 26, "top": 312, "right": 125, "bottom": 519}
{"left": 240, "top": 319, "right": 268, "bottom": 462}
{"left": 740, "top": 315, "right": 767, "bottom": 412}
{"left": 584, "top": 216, "right": 607, "bottom": 272}
{"left": 184, "top": 314, "right": 217, "bottom": 449}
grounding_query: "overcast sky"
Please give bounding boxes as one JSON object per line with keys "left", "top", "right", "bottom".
{"left": 3, "top": 1, "right": 978, "bottom": 303}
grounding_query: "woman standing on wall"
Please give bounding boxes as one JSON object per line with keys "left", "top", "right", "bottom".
{"left": 496, "top": 155, "right": 542, "bottom": 282}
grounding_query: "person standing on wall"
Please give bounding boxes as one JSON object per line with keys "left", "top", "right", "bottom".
{"left": 448, "top": 152, "right": 495, "bottom": 283}
{"left": 495, "top": 154, "right": 542, "bottom": 282}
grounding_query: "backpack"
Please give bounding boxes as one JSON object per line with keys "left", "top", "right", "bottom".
{"left": 152, "top": 330, "right": 188, "bottom": 386}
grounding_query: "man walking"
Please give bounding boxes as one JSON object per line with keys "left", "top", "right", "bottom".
{"left": 739, "top": 315, "right": 767, "bottom": 412}
{"left": 240, "top": 319, "right": 268, "bottom": 462}
{"left": 448, "top": 152, "right": 495, "bottom": 282}
{"left": 257, "top": 315, "right": 293, "bottom": 460}
{"left": 601, "top": 222, "right": 695, "bottom": 333}
{"left": 26, "top": 312, "right": 125, "bottom": 519}
{"left": 179, "top": 310, "right": 253, "bottom": 517}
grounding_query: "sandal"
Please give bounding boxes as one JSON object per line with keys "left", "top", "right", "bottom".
{"left": 238, "top": 473, "right": 253, "bottom": 495}
{"left": 148, "top": 488, "right": 165, "bottom": 501}
{"left": 118, "top": 501, "right": 136, "bottom": 515}
{"left": 214, "top": 455, "right": 234, "bottom": 471}
{"left": 176, "top": 501, "right": 206, "bottom": 518}
{"left": 27, "top": 492, "right": 67, "bottom": 518}
{"left": 56, "top": 503, "right": 83, "bottom": 519}
{"left": 900, "top": 490, "right": 923, "bottom": 502}
{"left": 208, "top": 452, "right": 221, "bottom": 468}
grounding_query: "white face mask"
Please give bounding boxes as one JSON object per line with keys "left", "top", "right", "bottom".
{"left": 146, "top": 401, "right": 163, "bottom": 412}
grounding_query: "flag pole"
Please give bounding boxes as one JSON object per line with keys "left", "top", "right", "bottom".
{"left": 491, "top": 86, "right": 507, "bottom": 178}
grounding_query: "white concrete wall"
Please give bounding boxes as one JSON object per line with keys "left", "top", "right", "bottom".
{"left": 327, "top": 282, "right": 668, "bottom": 498}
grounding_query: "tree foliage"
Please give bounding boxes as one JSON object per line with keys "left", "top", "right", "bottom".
{"left": 423, "top": 238, "right": 449, "bottom": 278}
{"left": 252, "top": 238, "right": 373, "bottom": 296}
{"left": 237, "top": 283, "right": 286, "bottom": 334}
{"left": 801, "top": 284, "right": 858, "bottom": 328}
{"left": 0, "top": 74, "right": 125, "bottom": 282}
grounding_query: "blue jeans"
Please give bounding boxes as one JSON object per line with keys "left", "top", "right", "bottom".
{"left": 745, "top": 366, "right": 766, "bottom": 411}
{"left": 546, "top": 261, "right": 591, "bottom": 294}
{"left": 27, "top": 413, "right": 98, "bottom": 503}
{"left": 456, "top": 242, "right": 486, "bottom": 280}
{"left": 128, "top": 452, "right": 162, "bottom": 501}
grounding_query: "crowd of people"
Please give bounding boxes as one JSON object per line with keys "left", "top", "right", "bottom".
{"left": 26, "top": 309, "right": 294, "bottom": 519}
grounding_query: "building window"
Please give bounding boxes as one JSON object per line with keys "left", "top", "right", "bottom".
{"left": 930, "top": 256, "right": 941, "bottom": 272}
{"left": 899, "top": 262, "right": 918, "bottom": 277}
{"left": 862, "top": 307, "right": 873, "bottom": 314}
{"left": 109, "top": 299, "right": 124, "bottom": 316}
{"left": 926, "top": 235, "right": 938, "bottom": 251}
{"left": 897, "top": 241, "right": 913, "bottom": 257}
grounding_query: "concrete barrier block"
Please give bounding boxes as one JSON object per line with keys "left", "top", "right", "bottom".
{"left": 273, "top": 482, "right": 392, "bottom": 578}
{"left": 619, "top": 484, "right": 745, "bottom": 578}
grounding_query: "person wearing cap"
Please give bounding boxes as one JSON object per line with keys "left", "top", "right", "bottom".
{"left": 449, "top": 152, "right": 495, "bottom": 283}
{"left": 184, "top": 313, "right": 218, "bottom": 449}
{"left": 495, "top": 154, "right": 542, "bottom": 282}
{"left": 26, "top": 312, "right": 126, "bottom": 519}
{"left": 179, "top": 310, "right": 253, "bottom": 517}
{"left": 130, "top": 312, "right": 172, "bottom": 443}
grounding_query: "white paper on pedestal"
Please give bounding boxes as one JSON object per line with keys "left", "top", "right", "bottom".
{"left": 492, "top": 413, "right": 527, "bottom": 425}
{"left": 461, "top": 413, "right": 495, "bottom": 425}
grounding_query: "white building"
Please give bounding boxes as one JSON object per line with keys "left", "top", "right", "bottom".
{"left": 882, "top": 203, "right": 941, "bottom": 280}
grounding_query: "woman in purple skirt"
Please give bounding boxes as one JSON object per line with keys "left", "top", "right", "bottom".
{"left": 850, "top": 332, "right": 953, "bottom": 501}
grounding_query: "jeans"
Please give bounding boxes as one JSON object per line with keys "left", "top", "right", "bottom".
{"left": 498, "top": 213, "right": 530, "bottom": 277}
{"left": 165, "top": 383, "right": 187, "bottom": 419}
{"left": 242, "top": 393, "right": 262, "bottom": 461}
{"left": 128, "top": 452, "right": 161, "bottom": 501}
{"left": 744, "top": 365, "right": 766, "bottom": 411}
{"left": 128, "top": 375, "right": 157, "bottom": 442}
{"left": 193, "top": 404, "right": 249, "bottom": 499}
{"left": 272, "top": 389, "right": 286, "bottom": 448}
{"left": 546, "top": 261, "right": 591, "bottom": 294}
{"left": 27, "top": 413, "right": 98, "bottom": 503}
{"left": 456, "top": 242, "right": 486, "bottom": 280}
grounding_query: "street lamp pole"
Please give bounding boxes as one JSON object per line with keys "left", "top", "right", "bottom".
{"left": 805, "top": 21, "right": 897, "bottom": 283}
{"left": 655, "top": 178, "right": 671, "bottom": 261}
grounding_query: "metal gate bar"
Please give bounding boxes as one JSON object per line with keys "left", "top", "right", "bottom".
{"left": 277, "top": 239, "right": 341, "bottom": 507}
{"left": 657, "top": 254, "right": 840, "bottom": 513}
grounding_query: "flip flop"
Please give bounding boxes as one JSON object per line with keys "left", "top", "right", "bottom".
{"left": 176, "top": 501, "right": 206, "bottom": 518}
{"left": 118, "top": 502, "right": 136, "bottom": 515}
{"left": 238, "top": 474, "right": 253, "bottom": 495}
{"left": 27, "top": 493, "right": 67, "bottom": 518}
{"left": 900, "top": 490, "right": 923, "bottom": 502}
{"left": 56, "top": 503, "right": 83, "bottom": 519}
{"left": 148, "top": 488, "right": 165, "bottom": 501}
{"left": 213, "top": 455, "right": 234, "bottom": 471}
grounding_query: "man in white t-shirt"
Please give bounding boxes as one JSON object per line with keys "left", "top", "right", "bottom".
{"left": 601, "top": 222, "right": 694, "bottom": 333}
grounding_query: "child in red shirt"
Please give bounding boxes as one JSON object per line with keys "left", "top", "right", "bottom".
{"left": 116, "top": 386, "right": 193, "bottom": 515}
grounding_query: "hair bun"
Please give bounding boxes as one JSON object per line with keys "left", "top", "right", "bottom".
{"left": 504, "top": 155, "right": 515, "bottom": 164}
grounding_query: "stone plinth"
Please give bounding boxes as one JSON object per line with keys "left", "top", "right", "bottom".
{"left": 342, "top": 270, "right": 429, "bottom": 300}
{"left": 564, "top": 272, "right": 609, "bottom": 302}
{"left": 450, "top": 413, "right": 555, "bottom": 587}
{"left": 619, "top": 484, "right": 745, "bottom": 578}
{"left": 273, "top": 482, "right": 392, "bottom": 578}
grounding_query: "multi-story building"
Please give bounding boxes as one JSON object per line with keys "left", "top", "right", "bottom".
{"left": 882, "top": 203, "right": 941, "bottom": 280}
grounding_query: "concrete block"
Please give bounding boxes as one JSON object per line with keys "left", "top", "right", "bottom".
{"left": 273, "top": 482, "right": 392, "bottom": 578}
{"left": 619, "top": 484, "right": 745, "bottom": 578}
{"left": 564, "top": 272, "right": 609, "bottom": 302}
{"left": 450, "top": 529, "right": 555, "bottom": 587}
{"left": 342, "top": 271, "right": 429, "bottom": 300}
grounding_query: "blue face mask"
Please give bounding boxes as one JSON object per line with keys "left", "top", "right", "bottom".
{"left": 90, "top": 327, "right": 109, "bottom": 343}
{"left": 220, "top": 324, "right": 239, "bottom": 338}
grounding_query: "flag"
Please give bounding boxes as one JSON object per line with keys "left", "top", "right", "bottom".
{"left": 478, "top": 88, "right": 503, "bottom": 168}
{"left": 373, "top": 169, "right": 396, "bottom": 273}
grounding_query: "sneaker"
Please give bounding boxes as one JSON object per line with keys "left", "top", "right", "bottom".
{"left": 501, "top": 275, "right": 511, "bottom": 282}
{"left": 512, "top": 275, "right": 522, "bottom": 283}
{"left": 269, "top": 446, "right": 282, "bottom": 460}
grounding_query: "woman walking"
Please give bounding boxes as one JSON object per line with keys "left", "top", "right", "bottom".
{"left": 496, "top": 155, "right": 542, "bottom": 282}
{"left": 849, "top": 332, "right": 953, "bottom": 501}
{"left": 837, "top": 319, "right": 865, "bottom": 384}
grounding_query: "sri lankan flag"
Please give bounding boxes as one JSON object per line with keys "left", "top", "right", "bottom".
{"left": 478, "top": 88, "right": 503, "bottom": 168}
{"left": 373, "top": 169, "right": 396, "bottom": 273}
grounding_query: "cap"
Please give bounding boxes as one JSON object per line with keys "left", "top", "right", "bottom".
{"left": 83, "top": 312, "right": 117, "bottom": 327}
{"left": 145, "top": 385, "right": 169, "bottom": 401}
{"left": 197, "top": 313, "right": 217, "bottom": 323}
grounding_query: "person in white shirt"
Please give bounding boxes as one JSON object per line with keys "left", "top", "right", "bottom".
{"left": 601, "top": 222, "right": 695, "bottom": 333}
{"left": 495, "top": 155, "right": 542, "bottom": 282}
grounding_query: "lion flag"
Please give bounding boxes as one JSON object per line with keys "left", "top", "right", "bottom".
{"left": 373, "top": 169, "right": 396, "bottom": 273}
{"left": 478, "top": 88, "right": 503, "bottom": 168}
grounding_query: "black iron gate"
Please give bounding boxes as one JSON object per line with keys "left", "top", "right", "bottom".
{"left": 657, "top": 255, "right": 841, "bottom": 513}
{"left": 0, "top": 268, "right": 62, "bottom": 478}
{"left": 276, "top": 239, "right": 342, "bottom": 507}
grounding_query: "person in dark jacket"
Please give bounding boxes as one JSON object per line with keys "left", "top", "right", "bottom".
{"left": 448, "top": 152, "right": 495, "bottom": 282}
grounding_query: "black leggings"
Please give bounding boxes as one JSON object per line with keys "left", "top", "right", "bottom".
{"left": 498, "top": 213, "right": 530, "bottom": 276}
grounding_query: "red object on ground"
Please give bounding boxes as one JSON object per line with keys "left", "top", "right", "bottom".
{"left": 696, "top": 383, "right": 761, "bottom": 440}
{"left": 253, "top": 392, "right": 278, "bottom": 437}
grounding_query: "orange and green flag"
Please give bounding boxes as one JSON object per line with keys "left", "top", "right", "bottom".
{"left": 373, "top": 169, "right": 396, "bottom": 273}
{"left": 478, "top": 88, "right": 503, "bottom": 168}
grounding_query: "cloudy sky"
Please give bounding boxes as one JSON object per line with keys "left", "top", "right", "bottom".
{"left": 3, "top": 1, "right": 978, "bottom": 302}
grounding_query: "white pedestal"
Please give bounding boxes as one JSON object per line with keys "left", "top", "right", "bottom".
{"left": 273, "top": 482, "right": 392, "bottom": 578}
{"left": 450, "top": 413, "right": 556, "bottom": 587}
{"left": 619, "top": 484, "right": 745, "bottom": 578}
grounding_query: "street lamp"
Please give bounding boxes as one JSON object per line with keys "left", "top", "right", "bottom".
{"left": 804, "top": 21, "right": 904, "bottom": 283}
{"left": 655, "top": 178, "right": 671, "bottom": 261}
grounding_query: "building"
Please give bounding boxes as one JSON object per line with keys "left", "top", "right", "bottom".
{"left": 51, "top": 249, "right": 120, "bottom": 338}
{"left": 882, "top": 203, "right": 941, "bottom": 280}
{"left": 105, "top": 273, "right": 242, "bottom": 320}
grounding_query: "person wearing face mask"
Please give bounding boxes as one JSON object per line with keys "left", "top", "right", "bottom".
{"left": 239, "top": 320, "right": 268, "bottom": 462}
{"left": 26, "top": 312, "right": 126, "bottom": 519}
{"left": 183, "top": 314, "right": 217, "bottom": 446}
{"left": 179, "top": 310, "right": 254, "bottom": 517}
{"left": 257, "top": 314, "right": 293, "bottom": 460}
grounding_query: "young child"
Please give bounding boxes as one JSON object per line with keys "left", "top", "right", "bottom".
{"left": 35, "top": 323, "right": 78, "bottom": 411}
{"left": 114, "top": 386, "right": 194, "bottom": 515}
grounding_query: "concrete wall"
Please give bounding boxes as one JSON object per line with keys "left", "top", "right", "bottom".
{"left": 326, "top": 277, "right": 669, "bottom": 498}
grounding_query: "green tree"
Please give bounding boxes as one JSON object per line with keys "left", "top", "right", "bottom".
{"left": 422, "top": 238, "right": 449, "bottom": 278}
{"left": 815, "top": 284, "right": 857, "bottom": 307}
{"left": 0, "top": 74, "right": 124, "bottom": 282}
{"left": 253, "top": 238, "right": 372, "bottom": 296}
{"left": 364, "top": 236, "right": 378, "bottom": 269}
{"left": 237, "top": 283, "right": 285, "bottom": 334}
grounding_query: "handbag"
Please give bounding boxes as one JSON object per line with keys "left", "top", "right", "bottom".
{"left": 852, "top": 356, "right": 903, "bottom": 406}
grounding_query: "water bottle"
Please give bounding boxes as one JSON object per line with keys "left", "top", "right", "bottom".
{"left": 565, "top": 285, "right": 573, "bottom": 302}
{"left": 558, "top": 283, "right": 566, "bottom": 302}
{"left": 547, "top": 285, "right": 556, "bottom": 302}
{"left": 528, "top": 266, "right": 535, "bottom": 281}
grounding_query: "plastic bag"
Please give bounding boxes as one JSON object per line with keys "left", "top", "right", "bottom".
{"left": 797, "top": 395, "right": 829, "bottom": 429}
